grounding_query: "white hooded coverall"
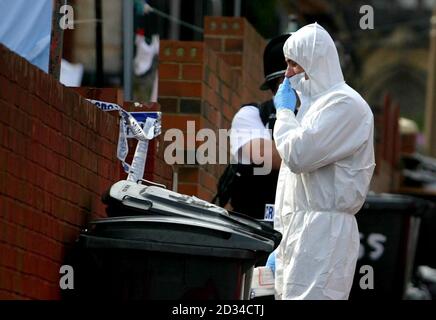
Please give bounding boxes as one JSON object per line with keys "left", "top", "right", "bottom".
{"left": 273, "top": 23, "right": 375, "bottom": 300}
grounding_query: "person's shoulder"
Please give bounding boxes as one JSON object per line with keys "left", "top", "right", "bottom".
{"left": 233, "top": 104, "right": 261, "bottom": 120}
{"left": 334, "top": 84, "right": 366, "bottom": 103}
{"left": 308, "top": 87, "right": 371, "bottom": 125}
{"left": 327, "top": 85, "right": 371, "bottom": 112}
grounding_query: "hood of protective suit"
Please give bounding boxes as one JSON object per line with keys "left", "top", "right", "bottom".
{"left": 283, "top": 23, "right": 344, "bottom": 97}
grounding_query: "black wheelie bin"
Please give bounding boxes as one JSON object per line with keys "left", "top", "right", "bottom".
{"left": 65, "top": 180, "right": 281, "bottom": 300}
{"left": 349, "top": 193, "right": 431, "bottom": 300}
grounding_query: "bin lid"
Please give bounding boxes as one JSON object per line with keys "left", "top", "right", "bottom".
{"left": 80, "top": 215, "right": 275, "bottom": 259}
{"left": 362, "top": 193, "right": 431, "bottom": 216}
{"left": 102, "top": 180, "right": 282, "bottom": 248}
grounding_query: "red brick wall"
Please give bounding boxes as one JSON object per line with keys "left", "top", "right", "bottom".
{"left": 158, "top": 17, "right": 271, "bottom": 203}
{"left": 0, "top": 44, "right": 120, "bottom": 299}
{"left": 204, "top": 16, "right": 270, "bottom": 104}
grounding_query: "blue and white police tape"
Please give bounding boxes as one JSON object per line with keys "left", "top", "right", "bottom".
{"left": 86, "top": 98, "right": 162, "bottom": 182}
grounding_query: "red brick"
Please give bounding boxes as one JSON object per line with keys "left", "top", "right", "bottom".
{"left": 58, "top": 209, "right": 79, "bottom": 234}
{"left": 21, "top": 274, "right": 39, "bottom": 298}
{"left": 9, "top": 54, "right": 21, "bottom": 83}
{"left": 202, "top": 104, "right": 217, "bottom": 125}
{"left": 162, "top": 114, "right": 200, "bottom": 132}
{"left": 0, "top": 266, "right": 14, "bottom": 292}
{"left": 221, "top": 83, "right": 231, "bottom": 104}
{"left": 0, "top": 242, "right": 15, "bottom": 269}
{"left": 224, "top": 38, "right": 244, "bottom": 52}
{"left": 200, "top": 169, "right": 217, "bottom": 193}
{"left": 177, "top": 183, "right": 198, "bottom": 196}
{"left": 0, "top": 290, "right": 18, "bottom": 300}
{"left": 97, "top": 157, "right": 112, "bottom": 179}
{"left": 16, "top": 89, "right": 30, "bottom": 114}
{"left": 3, "top": 47, "right": 15, "bottom": 79}
{"left": 0, "top": 100, "right": 12, "bottom": 127}
{"left": 97, "top": 112, "right": 118, "bottom": 141}
{"left": 204, "top": 49, "right": 218, "bottom": 73}
{"left": 74, "top": 87, "right": 124, "bottom": 106}
{"left": 197, "top": 187, "right": 214, "bottom": 203}
{"left": 158, "top": 98, "right": 178, "bottom": 113}
{"left": 4, "top": 219, "right": 20, "bottom": 247}
{"left": 49, "top": 131, "right": 66, "bottom": 156}
{"left": 0, "top": 126, "right": 9, "bottom": 152}
{"left": 204, "top": 38, "right": 223, "bottom": 51}
{"left": 182, "top": 64, "right": 203, "bottom": 81}
{"left": 178, "top": 167, "right": 199, "bottom": 183}
{"left": 218, "top": 61, "right": 232, "bottom": 87}
{"left": 3, "top": 78, "right": 16, "bottom": 105}
{"left": 4, "top": 174, "right": 24, "bottom": 202}
{"left": 35, "top": 280, "right": 54, "bottom": 299}
{"left": 97, "top": 177, "right": 113, "bottom": 196}
{"left": 204, "top": 86, "right": 221, "bottom": 110}
{"left": 230, "top": 91, "right": 242, "bottom": 110}
{"left": 16, "top": 55, "right": 29, "bottom": 89}
{"left": 9, "top": 112, "right": 29, "bottom": 146}
{"left": 159, "top": 63, "right": 180, "bottom": 80}
{"left": 0, "top": 75, "right": 9, "bottom": 101}
{"left": 159, "top": 81, "right": 202, "bottom": 98}
{"left": 60, "top": 114, "right": 72, "bottom": 139}
{"left": 43, "top": 106, "right": 61, "bottom": 132}
{"left": 60, "top": 221, "right": 80, "bottom": 244}
{"left": 64, "top": 89, "right": 80, "bottom": 121}
{"left": 35, "top": 71, "right": 50, "bottom": 103}
{"left": 0, "top": 146, "right": 7, "bottom": 173}
{"left": 78, "top": 144, "right": 90, "bottom": 169}
{"left": 206, "top": 71, "right": 219, "bottom": 91}
{"left": 71, "top": 121, "right": 86, "bottom": 144}
{"left": 0, "top": 49, "right": 9, "bottom": 77}
{"left": 101, "top": 138, "right": 116, "bottom": 160}
{"left": 222, "top": 105, "right": 235, "bottom": 123}
{"left": 218, "top": 53, "right": 242, "bottom": 67}
{"left": 78, "top": 191, "right": 92, "bottom": 212}
{"left": 22, "top": 252, "right": 39, "bottom": 276}
{"left": 7, "top": 200, "right": 25, "bottom": 227}
{"left": 42, "top": 285, "right": 59, "bottom": 300}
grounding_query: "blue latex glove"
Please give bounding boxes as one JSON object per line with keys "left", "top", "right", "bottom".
{"left": 274, "top": 78, "right": 297, "bottom": 112}
{"left": 266, "top": 251, "right": 276, "bottom": 275}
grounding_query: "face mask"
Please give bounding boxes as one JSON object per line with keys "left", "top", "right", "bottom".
{"left": 289, "top": 73, "right": 311, "bottom": 97}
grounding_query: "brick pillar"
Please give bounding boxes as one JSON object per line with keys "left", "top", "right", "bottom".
{"left": 158, "top": 40, "right": 204, "bottom": 196}
{"left": 204, "top": 16, "right": 270, "bottom": 104}
{"left": 158, "top": 38, "right": 241, "bottom": 201}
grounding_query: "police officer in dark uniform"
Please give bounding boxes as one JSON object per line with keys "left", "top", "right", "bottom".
{"left": 215, "top": 34, "right": 293, "bottom": 220}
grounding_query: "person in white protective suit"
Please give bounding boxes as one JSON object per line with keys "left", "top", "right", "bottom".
{"left": 272, "top": 23, "right": 375, "bottom": 300}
